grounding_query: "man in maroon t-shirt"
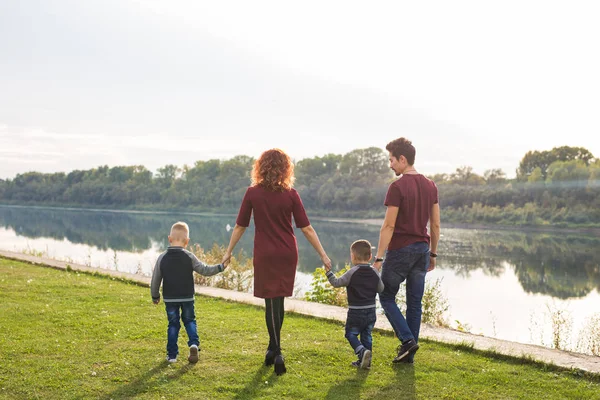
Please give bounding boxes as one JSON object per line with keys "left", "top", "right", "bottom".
{"left": 373, "top": 137, "right": 441, "bottom": 364}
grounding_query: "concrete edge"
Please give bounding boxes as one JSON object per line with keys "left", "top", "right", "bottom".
{"left": 2, "top": 249, "right": 599, "bottom": 375}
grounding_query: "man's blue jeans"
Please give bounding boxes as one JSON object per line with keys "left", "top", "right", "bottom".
{"left": 165, "top": 301, "right": 199, "bottom": 358}
{"left": 379, "top": 242, "right": 430, "bottom": 352}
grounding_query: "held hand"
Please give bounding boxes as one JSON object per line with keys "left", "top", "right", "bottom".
{"left": 427, "top": 257, "right": 436, "bottom": 272}
{"left": 321, "top": 255, "right": 332, "bottom": 270}
{"left": 222, "top": 251, "right": 232, "bottom": 267}
{"left": 324, "top": 262, "right": 331, "bottom": 273}
{"left": 373, "top": 260, "right": 383, "bottom": 272}
{"left": 321, "top": 254, "right": 332, "bottom": 271}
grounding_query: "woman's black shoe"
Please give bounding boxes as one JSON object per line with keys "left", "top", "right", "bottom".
{"left": 274, "top": 355, "right": 286, "bottom": 375}
{"left": 264, "top": 350, "right": 277, "bottom": 366}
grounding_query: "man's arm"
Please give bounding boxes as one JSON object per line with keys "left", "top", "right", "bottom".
{"left": 428, "top": 203, "right": 441, "bottom": 272}
{"left": 373, "top": 205, "right": 399, "bottom": 271}
{"left": 325, "top": 266, "right": 358, "bottom": 288}
{"left": 187, "top": 251, "right": 225, "bottom": 276}
{"left": 150, "top": 254, "right": 164, "bottom": 303}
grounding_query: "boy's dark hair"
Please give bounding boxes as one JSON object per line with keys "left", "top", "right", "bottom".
{"left": 386, "top": 137, "right": 416, "bottom": 165}
{"left": 351, "top": 239, "right": 372, "bottom": 262}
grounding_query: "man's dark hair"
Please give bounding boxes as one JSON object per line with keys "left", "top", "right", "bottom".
{"left": 351, "top": 239, "right": 372, "bottom": 262}
{"left": 386, "top": 137, "right": 416, "bottom": 165}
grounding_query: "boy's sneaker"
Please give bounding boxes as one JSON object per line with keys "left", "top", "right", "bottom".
{"left": 360, "top": 349, "right": 372, "bottom": 369}
{"left": 166, "top": 356, "right": 177, "bottom": 363}
{"left": 393, "top": 339, "right": 419, "bottom": 363}
{"left": 351, "top": 348, "right": 372, "bottom": 369}
{"left": 188, "top": 345, "right": 199, "bottom": 363}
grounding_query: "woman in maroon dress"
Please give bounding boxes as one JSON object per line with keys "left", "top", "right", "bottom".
{"left": 222, "top": 148, "right": 331, "bottom": 375}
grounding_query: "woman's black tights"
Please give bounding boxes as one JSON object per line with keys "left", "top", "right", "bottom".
{"left": 265, "top": 297, "right": 285, "bottom": 354}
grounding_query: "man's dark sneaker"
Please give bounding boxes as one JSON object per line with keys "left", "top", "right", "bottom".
{"left": 351, "top": 360, "right": 361, "bottom": 367}
{"left": 393, "top": 339, "right": 419, "bottom": 363}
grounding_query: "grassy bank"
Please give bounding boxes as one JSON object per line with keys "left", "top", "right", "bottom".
{"left": 1, "top": 258, "right": 599, "bottom": 399}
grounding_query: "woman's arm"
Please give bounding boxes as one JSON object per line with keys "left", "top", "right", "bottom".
{"left": 300, "top": 225, "right": 331, "bottom": 269}
{"left": 222, "top": 224, "right": 247, "bottom": 265}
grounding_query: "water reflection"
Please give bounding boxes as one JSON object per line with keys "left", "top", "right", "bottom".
{"left": 1, "top": 206, "right": 599, "bottom": 299}
{"left": 439, "top": 228, "right": 600, "bottom": 299}
{"left": 0, "top": 206, "right": 379, "bottom": 273}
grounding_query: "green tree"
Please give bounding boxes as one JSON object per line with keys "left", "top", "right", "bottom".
{"left": 156, "top": 164, "right": 181, "bottom": 188}
{"left": 517, "top": 146, "right": 595, "bottom": 180}
{"left": 483, "top": 169, "right": 507, "bottom": 185}
{"left": 546, "top": 160, "right": 590, "bottom": 183}
{"left": 527, "top": 167, "right": 544, "bottom": 183}
{"left": 428, "top": 173, "right": 450, "bottom": 183}
{"left": 339, "top": 147, "right": 389, "bottom": 178}
{"left": 450, "top": 166, "right": 485, "bottom": 185}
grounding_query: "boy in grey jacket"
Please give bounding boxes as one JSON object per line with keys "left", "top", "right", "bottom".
{"left": 151, "top": 221, "right": 227, "bottom": 363}
{"left": 326, "top": 239, "right": 384, "bottom": 369}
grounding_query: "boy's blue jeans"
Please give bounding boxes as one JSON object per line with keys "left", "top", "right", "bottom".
{"left": 379, "top": 242, "right": 430, "bottom": 358}
{"left": 345, "top": 308, "right": 377, "bottom": 356}
{"left": 165, "top": 301, "right": 199, "bottom": 358}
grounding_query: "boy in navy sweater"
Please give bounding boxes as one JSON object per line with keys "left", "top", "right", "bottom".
{"left": 326, "top": 239, "right": 384, "bottom": 369}
{"left": 151, "top": 221, "right": 227, "bottom": 363}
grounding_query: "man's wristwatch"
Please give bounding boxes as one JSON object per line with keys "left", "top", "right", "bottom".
{"left": 430, "top": 252, "right": 438, "bottom": 258}
{"left": 374, "top": 257, "right": 384, "bottom": 263}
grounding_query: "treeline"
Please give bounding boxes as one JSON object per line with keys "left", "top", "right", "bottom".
{"left": 431, "top": 146, "right": 600, "bottom": 226}
{"left": 1, "top": 146, "right": 599, "bottom": 226}
{"left": 0, "top": 148, "right": 392, "bottom": 216}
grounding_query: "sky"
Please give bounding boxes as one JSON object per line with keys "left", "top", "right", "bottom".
{"left": 1, "top": 0, "right": 599, "bottom": 180}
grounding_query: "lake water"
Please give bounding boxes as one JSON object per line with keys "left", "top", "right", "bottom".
{"left": 1, "top": 205, "right": 599, "bottom": 351}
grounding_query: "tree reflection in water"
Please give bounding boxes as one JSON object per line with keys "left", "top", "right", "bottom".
{"left": 439, "top": 228, "right": 600, "bottom": 299}
{"left": 1, "top": 206, "right": 599, "bottom": 299}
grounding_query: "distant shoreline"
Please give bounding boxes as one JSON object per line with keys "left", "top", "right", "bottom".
{"left": 0, "top": 203, "right": 237, "bottom": 217}
{"left": 2, "top": 203, "right": 600, "bottom": 236}
{"left": 312, "top": 216, "right": 600, "bottom": 236}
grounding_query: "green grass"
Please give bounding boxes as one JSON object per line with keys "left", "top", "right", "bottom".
{"left": 1, "top": 258, "right": 599, "bottom": 400}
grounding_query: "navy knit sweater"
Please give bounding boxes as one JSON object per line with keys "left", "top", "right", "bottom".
{"left": 150, "top": 246, "right": 224, "bottom": 302}
{"left": 326, "top": 264, "right": 384, "bottom": 309}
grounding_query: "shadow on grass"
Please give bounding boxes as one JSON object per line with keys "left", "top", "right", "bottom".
{"left": 324, "top": 368, "right": 369, "bottom": 400}
{"left": 97, "top": 361, "right": 192, "bottom": 400}
{"left": 374, "top": 363, "right": 416, "bottom": 399}
{"left": 432, "top": 340, "right": 600, "bottom": 383}
{"left": 233, "top": 365, "right": 277, "bottom": 400}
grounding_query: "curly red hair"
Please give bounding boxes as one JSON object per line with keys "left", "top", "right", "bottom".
{"left": 251, "top": 149, "right": 295, "bottom": 192}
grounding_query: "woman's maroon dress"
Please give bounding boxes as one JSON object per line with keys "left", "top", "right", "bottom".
{"left": 235, "top": 186, "right": 310, "bottom": 298}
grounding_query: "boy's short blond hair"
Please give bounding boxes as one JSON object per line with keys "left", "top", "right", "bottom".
{"left": 170, "top": 221, "right": 190, "bottom": 241}
{"left": 351, "top": 239, "right": 372, "bottom": 262}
